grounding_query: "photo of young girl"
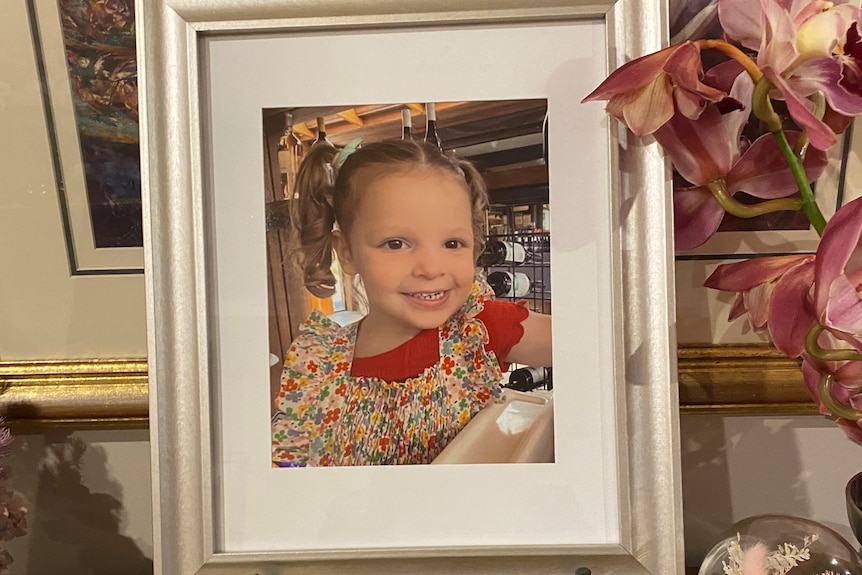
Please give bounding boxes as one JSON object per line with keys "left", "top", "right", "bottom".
{"left": 269, "top": 104, "right": 553, "bottom": 467}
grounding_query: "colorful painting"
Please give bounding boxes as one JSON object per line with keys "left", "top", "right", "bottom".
{"left": 58, "top": 0, "right": 141, "bottom": 249}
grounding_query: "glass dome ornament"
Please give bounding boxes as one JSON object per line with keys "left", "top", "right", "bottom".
{"left": 847, "top": 471, "right": 862, "bottom": 551}
{"left": 698, "top": 514, "right": 862, "bottom": 575}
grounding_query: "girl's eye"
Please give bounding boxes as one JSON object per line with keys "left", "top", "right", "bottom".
{"left": 445, "top": 240, "right": 466, "bottom": 250}
{"left": 384, "top": 239, "right": 404, "bottom": 250}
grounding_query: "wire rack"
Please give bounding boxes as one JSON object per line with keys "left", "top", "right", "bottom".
{"left": 483, "top": 203, "right": 551, "bottom": 314}
{"left": 482, "top": 202, "right": 552, "bottom": 391}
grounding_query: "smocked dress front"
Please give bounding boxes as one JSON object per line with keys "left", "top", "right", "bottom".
{"left": 271, "top": 284, "right": 507, "bottom": 466}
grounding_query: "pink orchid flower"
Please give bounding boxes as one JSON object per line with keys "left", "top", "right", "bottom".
{"left": 707, "top": 196, "right": 862, "bottom": 442}
{"left": 705, "top": 254, "right": 816, "bottom": 357}
{"left": 656, "top": 67, "right": 829, "bottom": 249}
{"left": 704, "top": 197, "right": 862, "bottom": 356}
{"left": 802, "top": 353, "right": 862, "bottom": 443}
{"left": 718, "top": 0, "right": 862, "bottom": 150}
{"left": 581, "top": 41, "right": 727, "bottom": 136}
{"left": 813, "top": 194, "right": 862, "bottom": 352}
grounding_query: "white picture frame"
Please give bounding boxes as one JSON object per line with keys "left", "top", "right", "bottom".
{"left": 139, "top": 1, "right": 682, "bottom": 573}
{"left": 27, "top": 0, "right": 144, "bottom": 274}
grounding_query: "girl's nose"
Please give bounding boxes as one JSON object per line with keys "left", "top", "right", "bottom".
{"left": 412, "top": 246, "right": 446, "bottom": 278}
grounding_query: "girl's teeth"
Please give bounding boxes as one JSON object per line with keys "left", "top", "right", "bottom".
{"left": 412, "top": 291, "right": 444, "bottom": 300}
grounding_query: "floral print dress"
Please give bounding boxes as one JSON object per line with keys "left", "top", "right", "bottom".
{"left": 271, "top": 283, "right": 505, "bottom": 466}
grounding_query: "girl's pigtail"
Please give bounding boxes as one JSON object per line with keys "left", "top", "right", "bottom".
{"left": 290, "top": 144, "right": 340, "bottom": 298}
{"left": 456, "top": 158, "right": 489, "bottom": 260}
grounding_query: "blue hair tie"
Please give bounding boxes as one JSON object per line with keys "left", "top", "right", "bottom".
{"left": 333, "top": 136, "right": 364, "bottom": 170}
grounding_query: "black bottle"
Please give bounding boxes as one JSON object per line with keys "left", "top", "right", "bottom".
{"left": 487, "top": 270, "right": 531, "bottom": 298}
{"left": 477, "top": 239, "right": 527, "bottom": 267}
{"left": 507, "top": 366, "right": 552, "bottom": 392}
{"left": 402, "top": 108, "right": 413, "bottom": 140}
{"left": 423, "top": 102, "right": 443, "bottom": 150}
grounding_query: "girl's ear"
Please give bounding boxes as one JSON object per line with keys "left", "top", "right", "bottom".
{"left": 332, "top": 231, "right": 357, "bottom": 276}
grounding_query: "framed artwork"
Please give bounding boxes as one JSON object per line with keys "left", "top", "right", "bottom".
{"left": 139, "top": 0, "right": 682, "bottom": 573}
{"left": 26, "top": 0, "right": 143, "bottom": 274}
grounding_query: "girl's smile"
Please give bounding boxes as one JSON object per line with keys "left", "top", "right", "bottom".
{"left": 403, "top": 289, "right": 452, "bottom": 308}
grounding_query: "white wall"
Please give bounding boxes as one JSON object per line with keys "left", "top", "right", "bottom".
{"left": 3, "top": 429, "right": 153, "bottom": 574}
{"left": 681, "top": 415, "right": 861, "bottom": 566}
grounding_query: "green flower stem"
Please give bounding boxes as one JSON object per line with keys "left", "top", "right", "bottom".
{"left": 771, "top": 129, "right": 827, "bottom": 235}
{"left": 805, "top": 322, "right": 862, "bottom": 362}
{"left": 750, "top": 76, "right": 827, "bottom": 234}
{"left": 752, "top": 77, "right": 783, "bottom": 132}
{"left": 818, "top": 373, "right": 862, "bottom": 421}
{"left": 707, "top": 180, "right": 802, "bottom": 218}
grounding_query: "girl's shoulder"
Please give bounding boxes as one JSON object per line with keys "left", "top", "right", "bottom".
{"left": 291, "top": 309, "right": 355, "bottom": 351}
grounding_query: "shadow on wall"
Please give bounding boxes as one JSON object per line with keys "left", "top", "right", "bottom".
{"left": 7, "top": 430, "right": 152, "bottom": 575}
{"left": 680, "top": 415, "right": 809, "bottom": 567}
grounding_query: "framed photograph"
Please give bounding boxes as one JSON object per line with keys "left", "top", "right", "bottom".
{"left": 27, "top": 0, "right": 143, "bottom": 274}
{"left": 262, "top": 98, "right": 555, "bottom": 465}
{"left": 140, "top": 0, "right": 682, "bottom": 573}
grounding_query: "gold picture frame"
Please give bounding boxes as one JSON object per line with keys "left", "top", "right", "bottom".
{"left": 0, "top": 359, "right": 147, "bottom": 428}
{"left": 0, "top": 345, "right": 814, "bottom": 430}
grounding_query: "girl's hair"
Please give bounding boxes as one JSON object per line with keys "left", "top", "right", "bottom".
{"left": 290, "top": 139, "right": 488, "bottom": 298}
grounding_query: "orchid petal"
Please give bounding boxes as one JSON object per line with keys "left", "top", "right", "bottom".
{"left": 836, "top": 419, "right": 862, "bottom": 443}
{"left": 744, "top": 282, "right": 773, "bottom": 330}
{"left": 814, "top": 196, "right": 862, "bottom": 313}
{"left": 704, "top": 254, "right": 814, "bottom": 291}
{"left": 617, "top": 74, "right": 676, "bottom": 136}
{"left": 672, "top": 187, "right": 726, "bottom": 250}
{"left": 840, "top": 22, "right": 862, "bottom": 97}
{"left": 654, "top": 105, "right": 733, "bottom": 185}
{"left": 835, "top": 360, "right": 862, "bottom": 389}
{"left": 795, "top": 7, "right": 849, "bottom": 59}
{"left": 717, "top": 0, "right": 763, "bottom": 51}
{"left": 674, "top": 88, "right": 710, "bottom": 120}
{"left": 758, "top": 0, "right": 801, "bottom": 73}
{"left": 822, "top": 105, "right": 855, "bottom": 135}
{"left": 728, "top": 293, "right": 748, "bottom": 321}
{"left": 723, "top": 70, "right": 755, "bottom": 151}
{"left": 582, "top": 46, "right": 683, "bottom": 100}
{"left": 793, "top": 1, "right": 838, "bottom": 26}
{"left": 764, "top": 67, "right": 838, "bottom": 150}
{"left": 791, "top": 58, "right": 862, "bottom": 116}
{"left": 767, "top": 260, "right": 816, "bottom": 357}
{"left": 824, "top": 274, "right": 862, "bottom": 347}
{"left": 726, "top": 132, "right": 828, "bottom": 198}
{"left": 665, "top": 42, "right": 728, "bottom": 119}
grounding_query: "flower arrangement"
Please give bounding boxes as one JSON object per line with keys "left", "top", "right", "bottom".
{"left": 697, "top": 514, "right": 862, "bottom": 574}
{"left": 584, "top": 0, "right": 862, "bottom": 443}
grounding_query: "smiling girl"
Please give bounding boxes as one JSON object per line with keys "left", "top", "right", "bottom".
{"left": 271, "top": 139, "right": 552, "bottom": 466}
